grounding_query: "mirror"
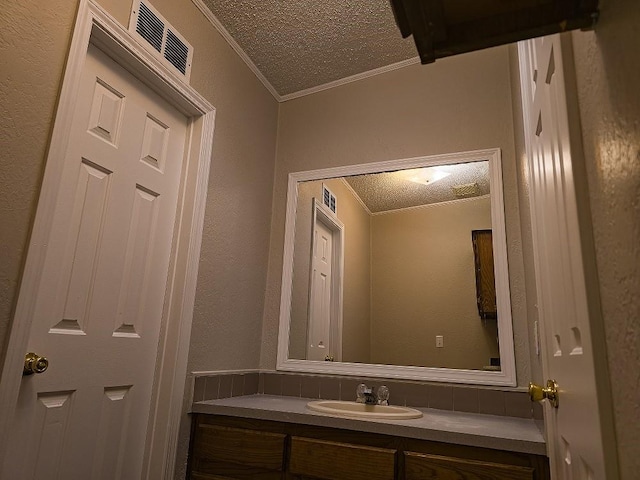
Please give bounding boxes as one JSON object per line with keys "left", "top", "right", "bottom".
{"left": 277, "top": 149, "right": 516, "bottom": 386}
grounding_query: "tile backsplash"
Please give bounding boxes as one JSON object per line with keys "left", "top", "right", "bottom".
{"left": 193, "top": 371, "right": 536, "bottom": 419}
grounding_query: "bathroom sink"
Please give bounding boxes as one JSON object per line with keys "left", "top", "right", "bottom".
{"left": 306, "top": 400, "right": 423, "bottom": 420}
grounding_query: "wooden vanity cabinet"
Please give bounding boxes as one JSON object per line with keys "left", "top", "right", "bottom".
{"left": 289, "top": 437, "right": 396, "bottom": 480}
{"left": 404, "top": 451, "right": 535, "bottom": 480}
{"left": 189, "top": 422, "right": 286, "bottom": 479}
{"left": 188, "top": 414, "right": 549, "bottom": 480}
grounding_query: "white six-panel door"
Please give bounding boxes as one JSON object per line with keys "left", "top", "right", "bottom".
{"left": 519, "top": 35, "right": 618, "bottom": 479}
{"left": 1, "top": 43, "right": 187, "bottom": 479}
{"left": 308, "top": 218, "right": 334, "bottom": 361}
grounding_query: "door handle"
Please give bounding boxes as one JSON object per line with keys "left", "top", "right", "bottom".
{"left": 529, "top": 379, "right": 559, "bottom": 408}
{"left": 23, "top": 352, "right": 49, "bottom": 376}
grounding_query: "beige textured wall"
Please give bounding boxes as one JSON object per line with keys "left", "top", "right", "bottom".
{"left": 262, "top": 45, "right": 533, "bottom": 386}
{"left": 370, "top": 197, "right": 498, "bottom": 369}
{"left": 0, "top": 0, "right": 79, "bottom": 379}
{"left": 288, "top": 179, "right": 371, "bottom": 362}
{"left": 330, "top": 180, "right": 371, "bottom": 363}
{"left": 0, "top": 0, "right": 278, "bottom": 477}
{"left": 570, "top": 0, "right": 640, "bottom": 475}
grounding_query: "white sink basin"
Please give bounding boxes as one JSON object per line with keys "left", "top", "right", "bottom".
{"left": 306, "top": 400, "right": 423, "bottom": 420}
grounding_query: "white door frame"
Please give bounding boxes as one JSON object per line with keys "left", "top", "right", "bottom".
{"left": 307, "top": 199, "right": 344, "bottom": 362}
{"left": 0, "top": 1, "right": 215, "bottom": 479}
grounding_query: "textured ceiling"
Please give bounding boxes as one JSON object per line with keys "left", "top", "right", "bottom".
{"left": 344, "top": 161, "right": 490, "bottom": 213}
{"left": 200, "top": 0, "right": 418, "bottom": 96}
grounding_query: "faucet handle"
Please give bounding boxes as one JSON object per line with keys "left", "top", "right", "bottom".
{"left": 377, "top": 385, "right": 390, "bottom": 405}
{"left": 356, "top": 383, "right": 368, "bottom": 403}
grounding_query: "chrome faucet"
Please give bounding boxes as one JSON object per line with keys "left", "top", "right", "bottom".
{"left": 356, "top": 384, "right": 390, "bottom": 406}
{"left": 363, "top": 386, "right": 377, "bottom": 405}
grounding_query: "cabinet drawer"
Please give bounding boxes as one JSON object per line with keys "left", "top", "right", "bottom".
{"left": 405, "top": 451, "right": 535, "bottom": 480}
{"left": 290, "top": 436, "right": 396, "bottom": 480}
{"left": 192, "top": 424, "right": 286, "bottom": 479}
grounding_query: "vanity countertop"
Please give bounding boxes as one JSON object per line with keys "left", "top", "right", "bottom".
{"left": 192, "top": 394, "right": 546, "bottom": 456}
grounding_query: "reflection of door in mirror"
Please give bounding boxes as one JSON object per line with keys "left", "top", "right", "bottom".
{"left": 308, "top": 218, "right": 333, "bottom": 360}
{"left": 307, "top": 202, "right": 343, "bottom": 361}
{"left": 289, "top": 180, "right": 361, "bottom": 363}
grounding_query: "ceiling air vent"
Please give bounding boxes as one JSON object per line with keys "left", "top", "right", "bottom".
{"left": 129, "top": 0, "right": 193, "bottom": 81}
{"left": 452, "top": 182, "right": 480, "bottom": 198}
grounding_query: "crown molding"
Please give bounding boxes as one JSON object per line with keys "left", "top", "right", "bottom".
{"left": 191, "top": 0, "right": 420, "bottom": 103}
{"left": 191, "top": 0, "right": 281, "bottom": 100}
{"left": 279, "top": 56, "right": 421, "bottom": 102}
{"left": 339, "top": 178, "right": 372, "bottom": 216}
{"left": 371, "top": 193, "right": 491, "bottom": 216}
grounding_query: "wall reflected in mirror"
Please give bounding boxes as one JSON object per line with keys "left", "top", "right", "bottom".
{"left": 288, "top": 160, "right": 501, "bottom": 371}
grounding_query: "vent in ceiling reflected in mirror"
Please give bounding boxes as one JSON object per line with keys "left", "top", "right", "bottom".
{"left": 129, "top": 0, "right": 193, "bottom": 80}
{"left": 452, "top": 182, "right": 481, "bottom": 198}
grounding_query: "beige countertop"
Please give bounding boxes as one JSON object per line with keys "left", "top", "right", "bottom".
{"left": 192, "top": 394, "right": 546, "bottom": 456}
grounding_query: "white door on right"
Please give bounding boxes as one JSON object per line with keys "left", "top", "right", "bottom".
{"left": 518, "top": 35, "right": 618, "bottom": 479}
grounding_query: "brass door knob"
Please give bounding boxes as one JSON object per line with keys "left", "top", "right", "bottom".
{"left": 529, "top": 379, "right": 559, "bottom": 408}
{"left": 23, "top": 352, "right": 49, "bottom": 376}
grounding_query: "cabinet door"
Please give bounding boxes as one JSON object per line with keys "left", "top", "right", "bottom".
{"left": 472, "top": 229, "right": 497, "bottom": 319}
{"left": 405, "top": 452, "right": 534, "bottom": 480}
{"left": 289, "top": 437, "right": 396, "bottom": 480}
{"left": 191, "top": 424, "right": 286, "bottom": 479}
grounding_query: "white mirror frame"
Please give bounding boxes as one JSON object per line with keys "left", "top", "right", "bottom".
{"left": 276, "top": 148, "right": 516, "bottom": 386}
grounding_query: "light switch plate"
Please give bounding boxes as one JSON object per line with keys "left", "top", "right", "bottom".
{"left": 436, "top": 335, "right": 444, "bottom": 348}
